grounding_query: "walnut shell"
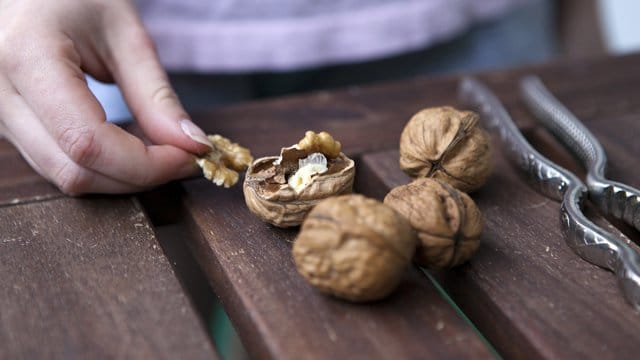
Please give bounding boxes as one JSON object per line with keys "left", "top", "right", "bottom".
{"left": 243, "top": 153, "right": 355, "bottom": 228}
{"left": 383, "top": 178, "right": 482, "bottom": 269}
{"left": 293, "top": 194, "right": 416, "bottom": 302}
{"left": 399, "top": 106, "right": 493, "bottom": 192}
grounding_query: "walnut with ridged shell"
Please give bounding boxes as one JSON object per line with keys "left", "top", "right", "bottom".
{"left": 384, "top": 178, "right": 482, "bottom": 269}
{"left": 399, "top": 106, "right": 493, "bottom": 193}
{"left": 293, "top": 194, "right": 416, "bottom": 302}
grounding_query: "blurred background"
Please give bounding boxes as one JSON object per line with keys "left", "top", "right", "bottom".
{"left": 96, "top": 0, "right": 640, "bottom": 123}
{"left": 581, "top": 0, "right": 640, "bottom": 55}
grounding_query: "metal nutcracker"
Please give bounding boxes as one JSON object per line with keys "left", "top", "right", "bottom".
{"left": 459, "top": 76, "right": 640, "bottom": 310}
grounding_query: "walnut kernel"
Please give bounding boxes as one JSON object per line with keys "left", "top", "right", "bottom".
{"left": 293, "top": 194, "right": 416, "bottom": 302}
{"left": 399, "top": 106, "right": 493, "bottom": 192}
{"left": 287, "top": 153, "right": 328, "bottom": 193}
{"left": 196, "top": 158, "right": 239, "bottom": 188}
{"left": 384, "top": 178, "right": 482, "bottom": 269}
{"left": 297, "top": 131, "right": 341, "bottom": 159}
{"left": 208, "top": 134, "right": 253, "bottom": 171}
{"left": 197, "top": 134, "right": 253, "bottom": 188}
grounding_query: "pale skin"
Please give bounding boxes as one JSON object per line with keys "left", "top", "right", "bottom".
{"left": 0, "top": 0, "right": 212, "bottom": 195}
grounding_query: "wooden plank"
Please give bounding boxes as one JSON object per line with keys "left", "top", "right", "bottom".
{"left": 0, "top": 196, "right": 218, "bottom": 359}
{"left": 355, "top": 83, "right": 640, "bottom": 358}
{"left": 180, "top": 179, "right": 494, "bottom": 359}
{"left": 0, "top": 139, "right": 61, "bottom": 206}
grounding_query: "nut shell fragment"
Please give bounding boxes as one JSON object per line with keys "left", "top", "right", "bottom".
{"left": 399, "top": 106, "right": 493, "bottom": 192}
{"left": 243, "top": 153, "right": 354, "bottom": 227}
{"left": 384, "top": 178, "right": 482, "bottom": 269}
{"left": 293, "top": 194, "right": 416, "bottom": 302}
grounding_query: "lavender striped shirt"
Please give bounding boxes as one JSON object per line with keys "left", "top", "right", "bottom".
{"left": 135, "top": 0, "right": 528, "bottom": 73}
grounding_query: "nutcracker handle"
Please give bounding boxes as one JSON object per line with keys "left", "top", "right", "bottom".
{"left": 459, "top": 76, "right": 640, "bottom": 310}
{"left": 562, "top": 184, "right": 640, "bottom": 310}
{"left": 520, "top": 75, "right": 640, "bottom": 231}
{"left": 458, "top": 77, "right": 573, "bottom": 201}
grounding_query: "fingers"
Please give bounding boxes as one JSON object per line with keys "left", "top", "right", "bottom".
{"left": 3, "top": 41, "right": 200, "bottom": 187}
{"left": 0, "top": 76, "right": 146, "bottom": 194}
{"left": 102, "top": 11, "right": 211, "bottom": 154}
{"left": 0, "top": 2, "right": 203, "bottom": 194}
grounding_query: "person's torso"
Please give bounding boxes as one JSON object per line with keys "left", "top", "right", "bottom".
{"left": 135, "top": 0, "right": 528, "bottom": 72}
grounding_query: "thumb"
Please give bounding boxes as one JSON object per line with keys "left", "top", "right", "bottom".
{"left": 104, "top": 18, "right": 210, "bottom": 154}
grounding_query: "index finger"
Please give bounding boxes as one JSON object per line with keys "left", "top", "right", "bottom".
{"left": 4, "top": 38, "right": 198, "bottom": 186}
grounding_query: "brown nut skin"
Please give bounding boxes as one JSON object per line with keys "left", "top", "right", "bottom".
{"left": 243, "top": 153, "right": 355, "bottom": 228}
{"left": 399, "top": 106, "right": 493, "bottom": 193}
{"left": 383, "top": 178, "right": 482, "bottom": 269}
{"left": 293, "top": 194, "right": 416, "bottom": 302}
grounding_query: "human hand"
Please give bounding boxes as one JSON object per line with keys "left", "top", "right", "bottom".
{"left": 0, "top": 0, "right": 211, "bottom": 195}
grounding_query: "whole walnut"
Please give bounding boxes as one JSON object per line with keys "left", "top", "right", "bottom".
{"left": 293, "top": 194, "right": 416, "bottom": 302}
{"left": 399, "top": 106, "right": 493, "bottom": 193}
{"left": 244, "top": 131, "right": 355, "bottom": 227}
{"left": 384, "top": 178, "right": 482, "bottom": 269}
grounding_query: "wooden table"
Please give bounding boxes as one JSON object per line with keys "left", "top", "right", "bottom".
{"left": 2, "top": 53, "right": 640, "bottom": 359}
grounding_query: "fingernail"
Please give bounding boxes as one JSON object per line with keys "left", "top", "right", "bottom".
{"left": 180, "top": 119, "right": 211, "bottom": 147}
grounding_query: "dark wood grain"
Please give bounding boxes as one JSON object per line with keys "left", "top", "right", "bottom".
{"left": 180, "top": 179, "right": 493, "bottom": 360}
{"left": 0, "top": 139, "right": 61, "bottom": 206}
{"left": 0, "top": 196, "right": 217, "bottom": 359}
{"left": 355, "top": 78, "right": 640, "bottom": 359}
